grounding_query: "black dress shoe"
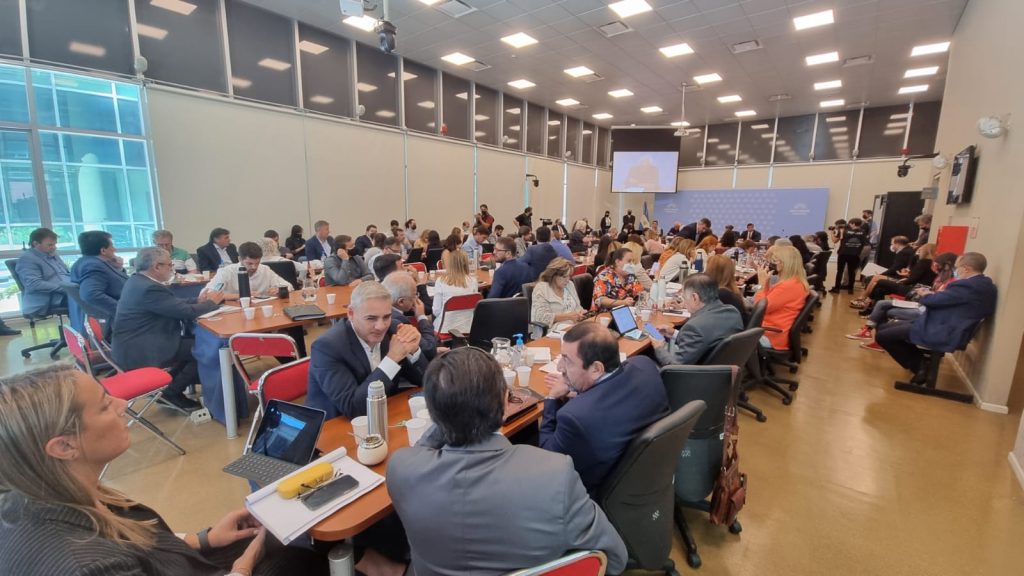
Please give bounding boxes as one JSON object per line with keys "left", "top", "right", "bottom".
{"left": 160, "top": 393, "right": 202, "bottom": 413}
{"left": 828, "top": 288, "right": 841, "bottom": 294}
{"left": 0, "top": 326, "right": 21, "bottom": 336}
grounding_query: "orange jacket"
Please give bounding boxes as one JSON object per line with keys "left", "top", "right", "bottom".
{"left": 753, "top": 278, "right": 809, "bottom": 350}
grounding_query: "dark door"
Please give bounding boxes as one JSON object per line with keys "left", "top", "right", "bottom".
{"left": 875, "top": 191, "right": 924, "bottom": 268}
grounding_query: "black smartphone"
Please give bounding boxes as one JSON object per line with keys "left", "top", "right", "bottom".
{"left": 300, "top": 474, "right": 360, "bottom": 511}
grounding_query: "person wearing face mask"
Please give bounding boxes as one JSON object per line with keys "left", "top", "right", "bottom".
{"left": 650, "top": 274, "right": 743, "bottom": 366}
{"left": 752, "top": 246, "right": 810, "bottom": 351}
{"left": 474, "top": 204, "right": 494, "bottom": 232}
{"left": 404, "top": 219, "right": 420, "bottom": 243}
{"left": 591, "top": 248, "right": 644, "bottom": 311}
{"left": 850, "top": 237, "right": 926, "bottom": 310}
{"left": 830, "top": 217, "right": 867, "bottom": 294}
{"left": 600, "top": 210, "right": 613, "bottom": 235}
{"left": 539, "top": 322, "right": 670, "bottom": 495}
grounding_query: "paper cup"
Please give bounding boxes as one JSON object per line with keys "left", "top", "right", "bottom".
{"left": 408, "top": 395, "right": 426, "bottom": 416}
{"left": 503, "top": 369, "right": 516, "bottom": 389}
{"left": 515, "top": 366, "right": 533, "bottom": 389}
{"left": 202, "top": 270, "right": 211, "bottom": 280}
{"left": 326, "top": 293, "right": 337, "bottom": 305}
{"left": 598, "top": 316, "right": 611, "bottom": 328}
{"left": 351, "top": 416, "right": 369, "bottom": 439}
{"left": 260, "top": 305, "right": 273, "bottom": 318}
{"left": 239, "top": 297, "right": 251, "bottom": 308}
{"left": 416, "top": 408, "right": 431, "bottom": 422}
{"left": 242, "top": 307, "right": 255, "bottom": 320}
{"left": 488, "top": 269, "right": 495, "bottom": 280}
{"left": 640, "top": 309, "right": 651, "bottom": 322}
{"left": 405, "top": 418, "right": 427, "bottom": 445}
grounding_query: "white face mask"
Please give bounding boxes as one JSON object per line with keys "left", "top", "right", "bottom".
{"left": 622, "top": 263, "right": 637, "bottom": 275}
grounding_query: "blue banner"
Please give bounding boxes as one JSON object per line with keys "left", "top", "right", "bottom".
{"left": 654, "top": 188, "right": 829, "bottom": 238}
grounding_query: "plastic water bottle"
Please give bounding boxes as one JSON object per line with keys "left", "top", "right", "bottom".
{"left": 366, "top": 380, "right": 388, "bottom": 442}
{"left": 656, "top": 278, "right": 667, "bottom": 309}
{"left": 694, "top": 250, "right": 706, "bottom": 273}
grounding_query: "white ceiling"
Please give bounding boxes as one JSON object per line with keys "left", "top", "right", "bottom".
{"left": 241, "top": 0, "right": 967, "bottom": 126}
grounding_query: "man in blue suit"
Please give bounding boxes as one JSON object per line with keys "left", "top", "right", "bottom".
{"left": 540, "top": 322, "right": 670, "bottom": 494}
{"left": 303, "top": 220, "right": 336, "bottom": 263}
{"left": 487, "top": 237, "right": 535, "bottom": 299}
{"left": 876, "top": 252, "right": 997, "bottom": 382}
{"left": 68, "top": 230, "right": 128, "bottom": 332}
{"left": 195, "top": 227, "right": 238, "bottom": 272}
{"left": 521, "top": 239, "right": 558, "bottom": 280}
{"left": 307, "top": 281, "right": 428, "bottom": 419}
{"left": 16, "top": 227, "right": 70, "bottom": 318}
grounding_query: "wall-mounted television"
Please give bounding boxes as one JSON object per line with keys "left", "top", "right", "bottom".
{"left": 946, "top": 145, "right": 978, "bottom": 205}
{"left": 611, "top": 151, "right": 680, "bottom": 193}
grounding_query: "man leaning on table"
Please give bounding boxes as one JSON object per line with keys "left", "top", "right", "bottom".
{"left": 201, "top": 242, "right": 292, "bottom": 299}
{"left": 387, "top": 347, "right": 627, "bottom": 576}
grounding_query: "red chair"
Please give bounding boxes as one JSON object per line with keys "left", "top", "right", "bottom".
{"left": 573, "top": 264, "right": 588, "bottom": 277}
{"left": 245, "top": 357, "right": 311, "bottom": 453}
{"left": 481, "top": 253, "right": 494, "bottom": 262}
{"left": 62, "top": 325, "right": 186, "bottom": 458}
{"left": 228, "top": 333, "right": 300, "bottom": 448}
{"left": 436, "top": 292, "right": 481, "bottom": 343}
{"left": 406, "top": 261, "right": 426, "bottom": 273}
{"left": 505, "top": 550, "right": 608, "bottom": 576}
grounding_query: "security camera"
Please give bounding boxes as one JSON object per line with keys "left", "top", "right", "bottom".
{"left": 897, "top": 159, "right": 911, "bottom": 178}
{"left": 375, "top": 20, "right": 397, "bottom": 54}
{"left": 526, "top": 174, "right": 540, "bottom": 187}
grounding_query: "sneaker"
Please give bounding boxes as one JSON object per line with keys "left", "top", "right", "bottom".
{"left": 0, "top": 326, "right": 21, "bottom": 336}
{"left": 849, "top": 299, "right": 867, "bottom": 309}
{"left": 159, "top": 393, "right": 202, "bottom": 413}
{"left": 860, "top": 341, "right": 884, "bottom": 352}
{"left": 845, "top": 326, "right": 873, "bottom": 340}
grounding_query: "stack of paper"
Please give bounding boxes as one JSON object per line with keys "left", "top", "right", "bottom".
{"left": 198, "top": 305, "right": 241, "bottom": 319}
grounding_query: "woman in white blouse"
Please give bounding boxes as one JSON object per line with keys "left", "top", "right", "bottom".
{"left": 531, "top": 258, "right": 585, "bottom": 328}
{"left": 432, "top": 249, "right": 479, "bottom": 334}
{"left": 659, "top": 236, "right": 694, "bottom": 282}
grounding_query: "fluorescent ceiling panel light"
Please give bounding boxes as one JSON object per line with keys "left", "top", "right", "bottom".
{"left": 887, "top": 122, "right": 907, "bottom": 128}
{"left": 556, "top": 98, "right": 580, "bottom": 106}
{"left": 549, "top": 135, "right": 558, "bottom": 140}
{"left": 592, "top": 113, "right": 613, "bottom": 120}
{"left": 582, "top": 129, "right": 593, "bottom": 135}
{"left": 418, "top": 0, "right": 443, "bottom": 5}
{"left": 829, "top": 126, "right": 847, "bottom": 133}
{"left": 501, "top": 32, "right": 538, "bottom": 48}
{"left": 474, "top": 131, "right": 486, "bottom": 138}
{"left": 417, "top": 101, "right": 435, "bottom": 109}
{"left": 826, "top": 115, "right": 846, "bottom": 122}
{"left": 911, "top": 42, "right": 950, "bottom": 56}
{"left": 820, "top": 99, "right": 844, "bottom": 107}
{"left": 136, "top": 23, "right": 168, "bottom": 40}
{"left": 608, "top": 88, "right": 634, "bottom": 98}
{"left": 805, "top": 51, "right": 839, "bottom": 66}
{"left": 693, "top": 73, "right": 722, "bottom": 84}
{"left": 890, "top": 113, "right": 910, "bottom": 119}
{"left": 814, "top": 80, "right": 842, "bottom": 90}
{"left": 760, "top": 133, "right": 774, "bottom": 138}
{"left": 508, "top": 79, "right": 536, "bottom": 89}
{"left": 898, "top": 84, "right": 928, "bottom": 94}
{"left": 387, "top": 71, "right": 418, "bottom": 81}
{"left": 832, "top": 135, "right": 849, "bottom": 141}
{"left": 509, "top": 125, "right": 521, "bottom": 131}
{"left": 717, "top": 94, "right": 742, "bottom": 103}
{"left": 375, "top": 110, "right": 396, "bottom": 118}
{"left": 670, "top": 121, "right": 690, "bottom": 127}
{"left": 230, "top": 77, "right": 251, "bottom": 89}
{"left": 151, "top": 0, "right": 196, "bottom": 16}
{"left": 356, "top": 82, "right": 378, "bottom": 92}
{"left": 68, "top": 41, "right": 106, "bottom": 57}
{"left": 455, "top": 92, "right": 480, "bottom": 100}
{"left": 548, "top": 120, "right": 561, "bottom": 126}
{"left": 904, "top": 66, "right": 939, "bottom": 78}
{"left": 506, "top": 107, "right": 521, "bottom": 114}
{"left": 716, "top": 144, "right": 730, "bottom": 150}
{"left": 750, "top": 123, "right": 770, "bottom": 129}
{"left": 793, "top": 9, "right": 834, "bottom": 31}
{"left": 442, "top": 52, "right": 475, "bottom": 65}
{"left": 309, "top": 95, "right": 334, "bottom": 105}
{"left": 258, "top": 58, "right": 291, "bottom": 71}
{"left": 343, "top": 15, "right": 378, "bottom": 32}
{"left": 883, "top": 128, "right": 904, "bottom": 135}
{"left": 564, "top": 66, "right": 595, "bottom": 78}
{"left": 608, "top": 0, "right": 652, "bottom": 19}
{"left": 475, "top": 114, "right": 490, "bottom": 121}
{"left": 735, "top": 110, "right": 756, "bottom": 117}
{"left": 776, "top": 139, "right": 786, "bottom": 145}
{"left": 298, "top": 40, "right": 329, "bottom": 55}
{"left": 659, "top": 42, "right": 693, "bottom": 58}
{"left": 641, "top": 106, "right": 663, "bottom": 113}
{"left": 706, "top": 138, "right": 719, "bottom": 143}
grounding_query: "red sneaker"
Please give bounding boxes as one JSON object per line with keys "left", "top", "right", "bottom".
{"left": 845, "top": 326, "right": 873, "bottom": 340}
{"left": 860, "top": 341, "right": 884, "bottom": 352}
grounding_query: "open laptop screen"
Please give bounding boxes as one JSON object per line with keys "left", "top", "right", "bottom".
{"left": 609, "top": 305, "right": 638, "bottom": 335}
{"left": 251, "top": 401, "right": 325, "bottom": 466}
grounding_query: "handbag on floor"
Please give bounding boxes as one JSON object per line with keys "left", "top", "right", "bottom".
{"left": 710, "top": 403, "right": 747, "bottom": 526}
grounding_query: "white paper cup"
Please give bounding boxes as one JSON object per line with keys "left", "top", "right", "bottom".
{"left": 351, "top": 416, "right": 369, "bottom": 439}
{"left": 326, "top": 293, "right": 337, "bottom": 305}
{"left": 488, "top": 269, "right": 495, "bottom": 280}
{"left": 405, "top": 418, "right": 427, "bottom": 445}
{"left": 416, "top": 408, "right": 431, "bottom": 422}
{"left": 239, "top": 297, "right": 251, "bottom": 308}
{"left": 242, "top": 307, "right": 255, "bottom": 320}
{"left": 599, "top": 316, "right": 611, "bottom": 328}
{"left": 503, "top": 369, "right": 516, "bottom": 389}
{"left": 202, "top": 270, "right": 211, "bottom": 280}
{"left": 515, "top": 366, "right": 533, "bottom": 389}
{"left": 640, "top": 309, "right": 651, "bottom": 322}
{"left": 408, "top": 395, "right": 426, "bottom": 416}
{"left": 261, "top": 305, "right": 273, "bottom": 318}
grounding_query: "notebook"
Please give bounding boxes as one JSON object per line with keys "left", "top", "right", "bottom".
{"left": 609, "top": 305, "right": 646, "bottom": 340}
{"left": 283, "top": 304, "right": 326, "bottom": 321}
{"left": 223, "top": 401, "right": 326, "bottom": 486}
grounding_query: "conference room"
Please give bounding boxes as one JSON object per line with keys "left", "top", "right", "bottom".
{"left": 1, "top": 1, "right": 1022, "bottom": 575}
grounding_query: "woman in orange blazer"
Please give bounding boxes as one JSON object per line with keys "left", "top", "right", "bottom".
{"left": 753, "top": 246, "right": 810, "bottom": 350}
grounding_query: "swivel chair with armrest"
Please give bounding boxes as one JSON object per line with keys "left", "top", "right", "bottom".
{"left": 6, "top": 259, "right": 67, "bottom": 359}
{"left": 702, "top": 327, "right": 766, "bottom": 422}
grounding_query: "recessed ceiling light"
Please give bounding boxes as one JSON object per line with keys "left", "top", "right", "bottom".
{"left": 455, "top": 91, "right": 480, "bottom": 99}
{"left": 717, "top": 94, "right": 742, "bottom": 103}
{"left": 258, "top": 58, "right": 291, "bottom": 71}
{"left": 760, "top": 133, "right": 774, "bottom": 139}
{"left": 887, "top": 122, "right": 907, "bottom": 128}
{"left": 829, "top": 126, "right": 847, "bottom": 133}
{"left": 501, "top": 32, "right": 538, "bottom": 48}
{"left": 805, "top": 51, "right": 839, "bottom": 66}
{"left": 905, "top": 66, "right": 939, "bottom": 78}
{"left": 556, "top": 98, "right": 580, "bottom": 106}
{"left": 375, "top": 110, "right": 396, "bottom": 118}
{"left": 716, "top": 144, "right": 730, "bottom": 150}
{"left": 911, "top": 41, "right": 950, "bottom": 56}
{"left": 898, "top": 84, "right": 928, "bottom": 94}
{"left": 820, "top": 99, "right": 844, "bottom": 107}
{"left": 475, "top": 114, "right": 489, "bottom": 121}
{"left": 608, "top": 0, "right": 652, "bottom": 19}
{"left": 833, "top": 135, "right": 849, "bottom": 141}
{"left": 309, "top": 95, "right": 334, "bottom": 105}
{"left": 387, "top": 71, "right": 418, "bottom": 81}
{"left": 659, "top": 42, "right": 693, "bottom": 58}
{"left": 151, "top": 0, "right": 196, "bottom": 16}
{"left": 735, "top": 110, "right": 756, "bottom": 117}
{"left": 343, "top": 15, "right": 378, "bottom": 32}
{"left": 826, "top": 115, "right": 847, "bottom": 123}
{"left": 890, "top": 113, "right": 910, "bottom": 119}
{"left": 506, "top": 107, "right": 521, "bottom": 115}
{"left": 230, "top": 77, "right": 252, "bottom": 89}
{"left": 582, "top": 129, "right": 593, "bottom": 135}
{"left": 608, "top": 88, "right": 634, "bottom": 98}
{"left": 508, "top": 79, "right": 536, "bottom": 89}
{"left": 814, "top": 80, "right": 842, "bottom": 90}
{"left": 670, "top": 121, "right": 690, "bottom": 127}
{"left": 417, "top": 0, "right": 442, "bottom": 5}
{"left": 693, "top": 73, "right": 722, "bottom": 84}
{"left": 750, "top": 123, "right": 770, "bottom": 129}
{"left": 68, "top": 41, "right": 106, "bottom": 57}
{"left": 442, "top": 52, "right": 475, "bottom": 66}
{"left": 298, "top": 40, "right": 329, "bottom": 55}
{"left": 793, "top": 9, "right": 834, "bottom": 31}
{"left": 883, "top": 128, "right": 904, "bottom": 136}
{"left": 706, "top": 138, "right": 719, "bottom": 143}
{"left": 641, "top": 106, "right": 663, "bottom": 113}
{"left": 548, "top": 135, "right": 558, "bottom": 140}
{"left": 136, "top": 23, "right": 169, "bottom": 40}
{"left": 417, "top": 101, "right": 436, "bottom": 109}
{"left": 509, "top": 125, "right": 521, "bottom": 131}
{"left": 548, "top": 120, "right": 561, "bottom": 126}
{"left": 564, "top": 66, "right": 595, "bottom": 78}
{"left": 356, "top": 82, "right": 378, "bottom": 92}
{"left": 593, "top": 112, "right": 613, "bottom": 120}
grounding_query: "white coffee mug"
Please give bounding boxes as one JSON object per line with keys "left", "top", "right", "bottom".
{"left": 327, "top": 293, "right": 337, "bottom": 305}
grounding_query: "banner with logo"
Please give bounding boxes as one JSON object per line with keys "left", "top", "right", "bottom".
{"left": 653, "top": 188, "right": 828, "bottom": 238}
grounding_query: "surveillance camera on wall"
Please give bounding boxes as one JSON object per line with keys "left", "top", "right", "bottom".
{"left": 897, "top": 159, "right": 911, "bottom": 178}
{"left": 375, "top": 20, "right": 397, "bottom": 54}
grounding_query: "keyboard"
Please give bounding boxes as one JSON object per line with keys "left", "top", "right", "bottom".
{"left": 223, "top": 452, "right": 301, "bottom": 486}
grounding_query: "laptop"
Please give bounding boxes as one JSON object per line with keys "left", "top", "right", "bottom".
{"left": 223, "top": 400, "right": 326, "bottom": 486}
{"left": 609, "top": 305, "right": 646, "bottom": 340}
{"left": 406, "top": 247, "right": 423, "bottom": 263}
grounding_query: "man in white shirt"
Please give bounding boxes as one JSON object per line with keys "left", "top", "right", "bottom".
{"left": 461, "top": 225, "right": 488, "bottom": 256}
{"left": 202, "top": 241, "right": 292, "bottom": 299}
{"left": 404, "top": 218, "right": 420, "bottom": 243}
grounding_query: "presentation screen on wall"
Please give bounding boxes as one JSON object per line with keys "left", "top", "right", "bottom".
{"left": 611, "top": 151, "right": 679, "bottom": 193}
{"left": 654, "top": 188, "right": 829, "bottom": 238}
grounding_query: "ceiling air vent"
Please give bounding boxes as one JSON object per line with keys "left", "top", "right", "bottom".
{"left": 435, "top": 0, "right": 476, "bottom": 18}
{"left": 843, "top": 55, "right": 874, "bottom": 67}
{"left": 598, "top": 21, "right": 632, "bottom": 37}
{"left": 582, "top": 73, "right": 605, "bottom": 83}
{"left": 464, "top": 60, "right": 491, "bottom": 72}
{"left": 768, "top": 93, "right": 791, "bottom": 102}
{"left": 730, "top": 39, "right": 762, "bottom": 54}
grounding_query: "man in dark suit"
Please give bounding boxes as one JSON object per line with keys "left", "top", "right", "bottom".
{"left": 387, "top": 347, "right": 627, "bottom": 576}
{"left": 382, "top": 272, "right": 438, "bottom": 360}
{"left": 488, "top": 237, "right": 535, "bottom": 299}
{"left": 679, "top": 218, "right": 712, "bottom": 244}
{"left": 303, "top": 220, "right": 336, "bottom": 263}
{"left": 739, "top": 222, "right": 762, "bottom": 242}
{"left": 540, "top": 322, "right": 670, "bottom": 494}
{"left": 622, "top": 209, "right": 636, "bottom": 230}
{"left": 68, "top": 230, "right": 128, "bottom": 331}
{"left": 521, "top": 240, "right": 558, "bottom": 280}
{"left": 307, "top": 281, "right": 428, "bottom": 419}
{"left": 880, "top": 235, "right": 917, "bottom": 277}
{"left": 876, "top": 252, "right": 997, "bottom": 382}
{"left": 195, "top": 227, "right": 238, "bottom": 272}
{"left": 651, "top": 275, "right": 743, "bottom": 365}
{"left": 353, "top": 224, "right": 378, "bottom": 258}
{"left": 112, "top": 247, "right": 224, "bottom": 412}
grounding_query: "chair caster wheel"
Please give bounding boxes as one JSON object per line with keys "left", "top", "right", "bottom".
{"left": 686, "top": 552, "right": 702, "bottom": 569}
{"left": 788, "top": 384, "right": 798, "bottom": 391}
{"left": 729, "top": 519, "right": 742, "bottom": 534}
{"left": 782, "top": 396, "right": 792, "bottom": 405}
{"left": 21, "top": 352, "right": 30, "bottom": 358}
{"left": 756, "top": 413, "right": 767, "bottom": 423}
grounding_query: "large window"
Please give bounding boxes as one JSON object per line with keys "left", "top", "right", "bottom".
{"left": 526, "top": 102, "right": 545, "bottom": 155}
{"left": 402, "top": 60, "right": 437, "bottom": 134}
{"left": 0, "top": 130, "right": 39, "bottom": 249}
{"left": 597, "top": 127, "right": 610, "bottom": 168}
{"left": 858, "top": 105, "right": 909, "bottom": 159}
{"left": 135, "top": 0, "right": 227, "bottom": 93}
{"left": 704, "top": 123, "right": 738, "bottom": 166}
{"left": 0, "top": 64, "right": 28, "bottom": 124}
{"left": 907, "top": 101, "right": 942, "bottom": 156}
{"left": 547, "top": 112, "right": 563, "bottom": 159}
{"left": 299, "top": 24, "right": 354, "bottom": 118}
{"left": 774, "top": 114, "right": 815, "bottom": 163}
{"left": 581, "top": 123, "right": 594, "bottom": 164}
{"left": 814, "top": 110, "right": 857, "bottom": 161}
{"left": 225, "top": 0, "right": 296, "bottom": 106}
{"left": 26, "top": 0, "right": 133, "bottom": 75}
{"left": 356, "top": 43, "right": 398, "bottom": 126}
{"left": 679, "top": 126, "right": 704, "bottom": 167}
{"left": 0, "top": 0, "right": 21, "bottom": 57}
{"left": 503, "top": 96, "right": 523, "bottom": 151}
{"left": 442, "top": 73, "right": 470, "bottom": 140}
{"left": 474, "top": 85, "right": 498, "bottom": 146}
{"left": 565, "top": 117, "right": 580, "bottom": 162}
{"left": 738, "top": 120, "right": 774, "bottom": 164}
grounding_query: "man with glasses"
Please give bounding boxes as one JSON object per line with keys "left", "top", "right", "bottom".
{"left": 112, "top": 247, "right": 224, "bottom": 412}
{"left": 152, "top": 229, "right": 197, "bottom": 273}
{"left": 486, "top": 236, "right": 535, "bottom": 299}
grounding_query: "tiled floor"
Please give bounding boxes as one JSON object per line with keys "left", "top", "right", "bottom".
{"left": 2, "top": 294, "right": 1022, "bottom": 575}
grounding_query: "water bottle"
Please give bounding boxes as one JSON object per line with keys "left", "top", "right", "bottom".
{"left": 366, "top": 381, "right": 388, "bottom": 442}
{"left": 679, "top": 260, "right": 690, "bottom": 281}
{"left": 694, "top": 250, "right": 706, "bottom": 273}
{"left": 237, "top": 265, "right": 251, "bottom": 299}
{"left": 656, "top": 278, "right": 667, "bottom": 309}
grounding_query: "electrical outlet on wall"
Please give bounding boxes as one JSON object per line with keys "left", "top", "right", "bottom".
{"left": 969, "top": 217, "right": 980, "bottom": 239}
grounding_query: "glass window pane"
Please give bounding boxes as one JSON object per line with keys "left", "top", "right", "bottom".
{"left": 526, "top": 102, "right": 545, "bottom": 155}
{"left": 32, "top": 69, "right": 121, "bottom": 133}
{"left": 442, "top": 73, "right": 470, "bottom": 140}
{"left": 401, "top": 60, "right": 436, "bottom": 134}
{"left": 680, "top": 125, "right": 704, "bottom": 167}
{"left": 503, "top": 96, "right": 523, "bottom": 151}
{"left": 858, "top": 104, "right": 909, "bottom": 158}
{"left": 565, "top": 117, "right": 580, "bottom": 162}
{"left": 774, "top": 114, "right": 815, "bottom": 163}
{"left": 134, "top": 0, "right": 227, "bottom": 93}
{"left": 597, "top": 127, "right": 610, "bottom": 167}
{"left": 0, "top": 64, "right": 28, "bottom": 123}
{"left": 123, "top": 139, "right": 148, "bottom": 168}
{"left": 813, "top": 111, "right": 856, "bottom": 161}
{"left": 581, "top": 123, "right": 594, "bottom": 164}
{"left": 43, "top": 165, "right": 73, "bottom": 223}
{"left": 126, "top": 169, "right": 154, "bottom": 228}
{"left": 547, "top": 113, "right": 563, "bottom": 159}
{"left": 704, "top": 123, "right": 738, "bottom": 166}
{"left": 56, "top": 133, "right": 122, "bottom": 166}
{"left": 118, "top": 98, "right": 143, "bottom": 135}
{"left": 298, "top": 24, "right": 353, "bottom": 118}
{"left": 907, "top": 101, "right": 942, "bottom": 155}
{"left": 225, "top": 0, "right": 296, "bottom": 106}
{"left": 0, "top": 131, "right": 40, "bottom": 237}
{"left": 26, "top": 0, "right": 133, "bottom": 75}
{"left": 738, "top": 120, "right": 774, "bottom": 164}
{"left": 474, "top": 85, "right": 498, "bottom": 146}
{"left": 356, "top": 43, "right": 398, "bottom": 126}
{"left": 0, "top": 0, "right": 21, "bottom": 57}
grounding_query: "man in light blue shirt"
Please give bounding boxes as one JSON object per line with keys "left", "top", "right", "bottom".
{"left": 462, "top": 226, "right": 488, "bottom": 256}
{"left": 537, "top": 226, "right": 575, "bottom": 263}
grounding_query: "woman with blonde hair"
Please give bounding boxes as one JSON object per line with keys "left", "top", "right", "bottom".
{"left": 531, "top": 258, "right": 585, "bottom": 328}
{"left": 658, "top": 237, "right": 695, "bottom": 282}
{"left": 643, "top": 229, "right": 664, "bottom": 255}
{"left": 414, "top": 228, "right": 434, "bottom": 250}
{"left": 0, "top": 365, "right": 327, "bottom": 575}
{"left": 851, "top": 243, "right": 938, "bottom": 311}
{"left": 432, "top": 249, "right": 478, "bottom": 334}
{"left": 753, "top": 245, "right": 810, "bottom": 350}
{"left": 705, "top": 255, "right": 749, "bottom": 325}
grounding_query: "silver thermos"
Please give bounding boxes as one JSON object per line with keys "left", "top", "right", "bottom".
{"left": 366, "top": 380, "right": 388, "bottom": 442}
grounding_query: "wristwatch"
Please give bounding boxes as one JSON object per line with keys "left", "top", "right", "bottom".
{"left": 196, "top": 527, "right": 212, "bottom": 552}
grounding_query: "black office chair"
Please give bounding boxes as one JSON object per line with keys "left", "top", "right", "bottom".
{"left": 450, "top": 297, "right": 529, "bottom": 351}
{"left": 810, "top": 250, "right": 831, "bottom": 296}
{"left": 894, "top": 319, "right": 984, "bottom": 403}
{"left": 661, "top": 365, "right": 743, "bottom": 569}
{"left": 521, "top": 282, "right": 536, "bottom": 310}
{"left": 598, "top": 400, "right": 707, "bottom": 576}
{"left": 405, "top": 247, "right": 423, "bottom": 264}
{"left": 424, "top": 248, "right": 444, "bottom": 271}
{"left": 572, "top": 273, "right": 594, "bottom": 311}
{"left": 6, "top": 259, "right": 67, "bottom": 359}
{"left": 264, "top": 260, "right": 300, "bottom": 290}
{"left": 753, "top": 292, "right": 819, "bottom": 403}
{"left": 640, "top": 254, "right": 655, "bottom": 270}
{"left": 702, "top": 328, "right": 766, "bottom": 422}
